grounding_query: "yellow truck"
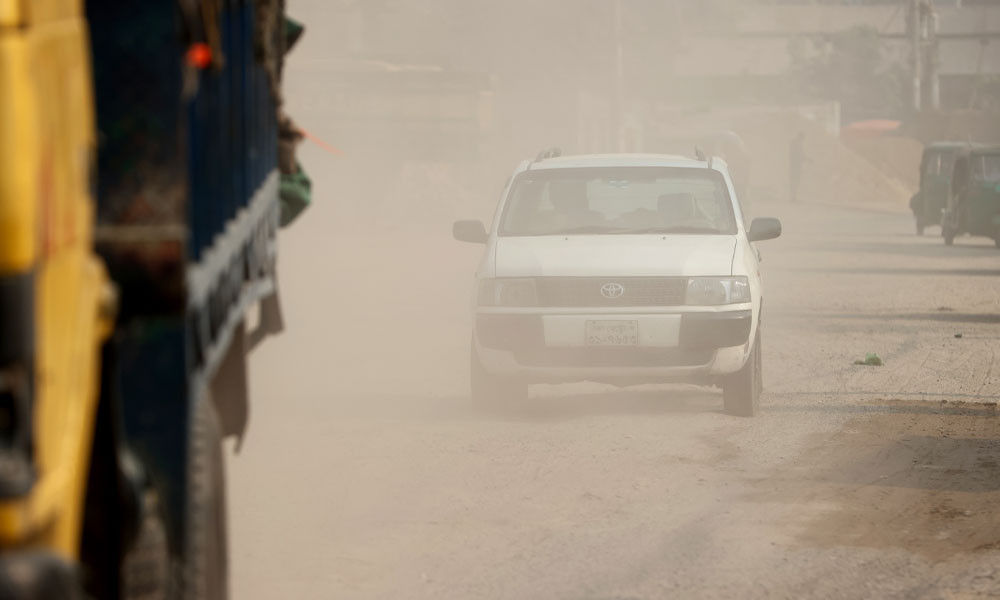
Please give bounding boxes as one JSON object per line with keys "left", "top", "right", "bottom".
{"left": 0, "top": 1, "right": 294, "bottom": 597}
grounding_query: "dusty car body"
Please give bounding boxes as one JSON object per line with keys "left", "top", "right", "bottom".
{"left": 454, "top": 151, "right": 782, "bottom": 416}
{"left": 910, "top": 142, "right": 967, "bottom": 235}
{"left": 942, "top": 145, "right": 1000, "bottom": 248}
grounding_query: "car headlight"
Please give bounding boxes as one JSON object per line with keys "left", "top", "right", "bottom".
{"left": 686, "top": 277, "right": 750, "bottom": 306}
{"left": 478, "top": 278, "right": 538, "bottom": 307}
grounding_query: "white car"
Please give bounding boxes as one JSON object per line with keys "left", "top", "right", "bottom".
{"left": 453, "top": 151, "right": 781, "bottom": 416}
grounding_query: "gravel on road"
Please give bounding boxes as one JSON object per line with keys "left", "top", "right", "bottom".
{"left": 231, "top": 197, "right": 1000, "bottom": 599}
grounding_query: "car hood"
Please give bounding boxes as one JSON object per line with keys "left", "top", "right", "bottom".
{"left": 494, "top": 235, "right": 737, "bottom": 278}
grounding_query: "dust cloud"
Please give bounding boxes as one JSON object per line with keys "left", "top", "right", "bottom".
{"left": 231, "top": 2, "right": 1000, "bottom": 598}
{"left": 259, "top": 0, "right": 925, "bottom": 403}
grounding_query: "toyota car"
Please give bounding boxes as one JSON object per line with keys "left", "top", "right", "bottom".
{"left": 453, "top": 151, "right": 781, "bottom": 416}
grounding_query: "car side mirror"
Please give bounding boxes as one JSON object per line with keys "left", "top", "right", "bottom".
{"left": 748, "top": 217, "right": 782, "bottom": 242}
{"left": 453, "top": 220, "right": 488, "bottom": 244}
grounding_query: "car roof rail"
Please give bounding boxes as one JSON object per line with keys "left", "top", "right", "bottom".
{"left": 694, "top": 146, "right": 714, "bottom": 168}
{"left": 534, "top": 147, "right": 562, "bottom": 162}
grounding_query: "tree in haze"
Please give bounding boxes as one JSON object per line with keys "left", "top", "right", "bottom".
{"left": 788, "top": 26, "right": 908, "bottom": 118}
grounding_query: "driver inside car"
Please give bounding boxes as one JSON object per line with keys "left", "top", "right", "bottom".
{"left": 658, "top": 192, "right": 697, "bottom": 225}
{"left": 548, "top": 180, "right": 605, "bottom": 231}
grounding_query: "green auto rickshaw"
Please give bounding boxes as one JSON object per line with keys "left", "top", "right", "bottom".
{"left": 910, "top": 142, "right": 969, "bottom": 235}
{"left": 941, "top": 145, "right": 1000, "bottom": 248}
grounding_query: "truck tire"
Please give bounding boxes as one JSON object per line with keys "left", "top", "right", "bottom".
{"left": 121, "top": 396, "right": 227, "bottom": 600}
{"left": 470, "top": 341, "right": 527, "bottom": 406}
{"left": 723, "top": 329, "right": 761, "bottom": 417}
{"left": 182, "top": 395, "right": 229, "bottom": 600}
{"left": 121, "top": 491, "right": 170, "bottom": 600}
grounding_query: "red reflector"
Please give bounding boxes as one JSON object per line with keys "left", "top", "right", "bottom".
{"left": 186, "top": 43, "right": 213, "bottom": 69}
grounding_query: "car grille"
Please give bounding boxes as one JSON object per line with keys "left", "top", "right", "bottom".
{"left": 535, "top": 277, "right": 686, "bottom": 307}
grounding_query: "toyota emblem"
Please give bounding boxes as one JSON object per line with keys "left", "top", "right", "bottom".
{"left": 600, "top": 282, "right": 625, "bottom": 299}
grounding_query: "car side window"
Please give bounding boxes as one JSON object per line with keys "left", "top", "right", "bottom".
{"left": 972, "top": 155, "right": 1000, "bottom": 182}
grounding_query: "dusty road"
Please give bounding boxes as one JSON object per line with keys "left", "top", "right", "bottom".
{"left": 229, "top": 193, "right": 1000, "bottom": 599}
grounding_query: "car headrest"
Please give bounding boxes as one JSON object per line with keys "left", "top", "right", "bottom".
{"left": 658, "top": 192, "right": 695, "bottom": 217}
{"left": 550, "top": 180, "right": 588, "bottom": 206}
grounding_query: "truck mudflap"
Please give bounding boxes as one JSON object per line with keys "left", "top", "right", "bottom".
{"left": 0, "top": 362, "right": 34, "bottom": 500}
{"left": 0, "top": 273, "right": 34, "bottom": 365}
{"left": 0, "top": 272, "right": 36, "bottom": 500}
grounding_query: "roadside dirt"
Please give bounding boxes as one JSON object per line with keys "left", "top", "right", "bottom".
{"left": 232, "top": 180, "right": 1000, "bottom": 598}
{"left": 226, "top": 33, "right": 1000, "bottom": 597}
{"left": 736, "top": 112, "right": 914, "bottom": 210}
{"left": 654, "top": 109, "right": 916, "bottom": 211}
{"left": 842, "top": 136, "right": 924, "bottom": 192}
{"left": 749, "top": 401, "right": 1000, "bottom": 561}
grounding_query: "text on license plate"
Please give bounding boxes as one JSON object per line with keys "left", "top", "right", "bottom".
{"left": 585, "top": 320, "right": 639, "bottom": 346}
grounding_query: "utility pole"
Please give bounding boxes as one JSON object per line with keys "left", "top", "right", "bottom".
{"left": 908, "top": 0, "right": 940, "bottom": 112}
{"left": 614, "top": 0, "right": 625, "bottom": 152}
{"left": 909, "top": 0, "right": 923, "bottom": 111}
{"left": 926, "top": 5, "right": 941, "bottom": 111}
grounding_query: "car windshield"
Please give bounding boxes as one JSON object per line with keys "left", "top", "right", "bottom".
{"left": 971, "top": 154, "right": 1000, "bottom": 182}
{"left": 924, "top": 151, "right": 957, "bottom": 178}
{"left": 499, "top": 167, "right": 738, "bottom": 237}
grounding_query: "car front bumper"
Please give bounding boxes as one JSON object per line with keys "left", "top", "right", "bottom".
{"left": 474, "top": 308, "right": 752, "bottom": 383}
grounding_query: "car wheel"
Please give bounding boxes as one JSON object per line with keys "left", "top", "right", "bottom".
{"left": 754, "top": 328, "right": 763, "bottom": 398}
{"left": 942, "top": 217, "right": 955, "bottom": 245}
{"left": 470, "top": 341, "right": 527, "bottom": 406}
{"left": 723, "top": 329, "right": 760, "bottom": 417}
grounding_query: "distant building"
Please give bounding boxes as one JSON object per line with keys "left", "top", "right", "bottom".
{"left": 670, "top": 2, "right": 1000, "bottom": 113}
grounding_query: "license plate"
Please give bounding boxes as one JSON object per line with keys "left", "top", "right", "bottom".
{"left": 585, "top": 320, "right": 639, "bottom": 346}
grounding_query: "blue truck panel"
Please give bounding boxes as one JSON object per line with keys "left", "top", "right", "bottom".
{"left": 87, "top": 0, "right": 282, "bottom": 561}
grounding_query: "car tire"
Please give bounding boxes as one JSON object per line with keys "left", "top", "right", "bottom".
{"left": 754, "top": 327, "right": 763, "bottom": 398}
{"left": 470, "top": 341, "right": 527, "bottom": 406}
{"left": 723, "top": 329, "right": 761, "bottom": 417}
{"left": 942, "top": 215, "right": 955, "bottom": 245}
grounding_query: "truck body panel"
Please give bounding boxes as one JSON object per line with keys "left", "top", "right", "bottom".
{"left": 0, "top": 3, "right": 109, "bottom": 563}
{"left": 1, "top": 0, "right": 290, "bottom": 595}
{"left": 1, "top": 0, "right": 82, "bottom": 28}
{"left": 86, "top": 0, "right": 281, "bottom": 559}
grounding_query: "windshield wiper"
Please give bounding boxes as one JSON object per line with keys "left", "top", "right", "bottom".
{"left": 616, "top": 226, "right": 723, "bottom": 235}
{"left": 545, "top": 225, "right": 633, "bottom": 235}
